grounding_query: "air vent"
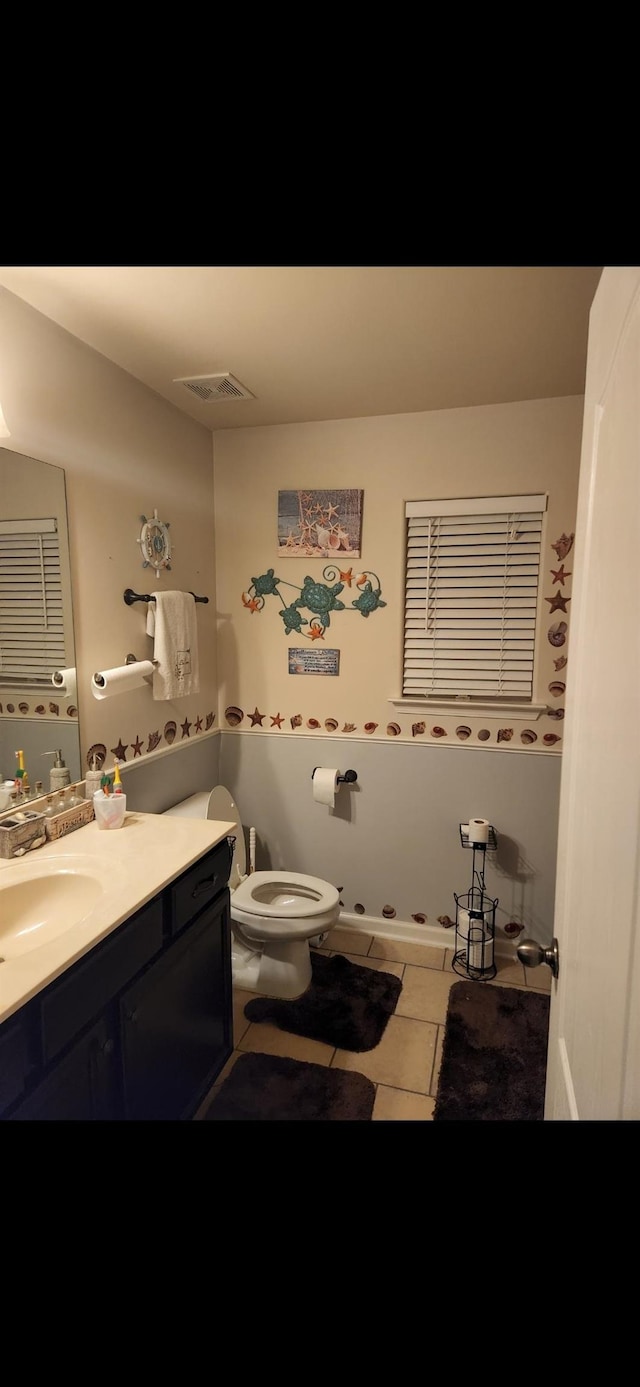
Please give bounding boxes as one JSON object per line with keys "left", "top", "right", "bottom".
{"left": 174, "top": 372, "right": 255, "bottom": 402}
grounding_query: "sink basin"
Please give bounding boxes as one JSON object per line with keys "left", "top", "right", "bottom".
{"left": 0, "top": 854, "right": 115, "bottom": 959}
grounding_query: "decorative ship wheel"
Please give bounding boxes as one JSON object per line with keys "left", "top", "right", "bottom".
{"left": 137, "top": 509, "right": 172, "bottom": 576}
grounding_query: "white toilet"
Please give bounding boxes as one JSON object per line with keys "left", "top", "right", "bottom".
{"left": 163, "top": 785, "right": 340, "bottom": 999}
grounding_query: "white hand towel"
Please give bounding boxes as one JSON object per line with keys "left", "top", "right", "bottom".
{"left": 146, "top": 591, "right": 200, "bottom": 700}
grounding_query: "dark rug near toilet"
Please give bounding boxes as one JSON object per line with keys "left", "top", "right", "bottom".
{"left": 434, "top": 981, "right": 550, "bottom": 1121}
{"left": 243, "top": 950, "right": 402, "bottom": 1052}
{"left": 203, "top": 1052, "right": 376, "bottom": 1121}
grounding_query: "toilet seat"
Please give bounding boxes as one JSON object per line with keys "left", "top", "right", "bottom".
{"left": 231, "top": 870, "right": 340, "bottom": 940}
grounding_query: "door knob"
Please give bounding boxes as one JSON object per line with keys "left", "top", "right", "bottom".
{"left": 517, "top": 936, "right": 559, "bottom": 979}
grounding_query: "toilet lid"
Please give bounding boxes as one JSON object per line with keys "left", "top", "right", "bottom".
{"left": 233, "top": 870, "right": 339, "bottom": 918}
{"left": 208, "top": 786, "right": 246, "bottom": 877}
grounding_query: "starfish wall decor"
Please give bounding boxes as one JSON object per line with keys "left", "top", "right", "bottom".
{"left": 242, "top": 565, "right": 386, "bottom": 640}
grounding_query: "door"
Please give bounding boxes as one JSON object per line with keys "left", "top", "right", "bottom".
{"left": 544, "top": 267, "right": 640, "bottom": 1119}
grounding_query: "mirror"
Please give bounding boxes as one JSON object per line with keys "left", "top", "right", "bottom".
{"left": 0, "top": 448, "right": 81, "bottom": 791}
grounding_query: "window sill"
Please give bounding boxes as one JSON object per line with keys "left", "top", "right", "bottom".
{"left": 388, "top": 697, "right": 548, "bottom": 722}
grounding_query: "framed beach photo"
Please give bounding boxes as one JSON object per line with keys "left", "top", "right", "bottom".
{"left": 278, "top": 489, "right": 363, "bottom": 558}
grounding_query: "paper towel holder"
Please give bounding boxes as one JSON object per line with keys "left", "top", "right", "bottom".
{"left": 92, "top": 654, "right": 158, "bottom": 687}
{"left": 311, "top": 768, "right": 357, "bottom": 784}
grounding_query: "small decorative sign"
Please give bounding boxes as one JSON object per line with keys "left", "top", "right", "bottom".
{"left": 288, "top": 648, "right": 340, "bottom": 676}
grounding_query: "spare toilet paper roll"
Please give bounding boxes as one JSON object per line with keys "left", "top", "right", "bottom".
{"left": 312, "top": 767, "right": 339, "bottom": 808}
{"left": 91, "top": 661, "right": 155, "bottom": 700}
{"left": 468, "top": 817, "right": 490, "bottom": 845}
{"left": 52, "top": 666, "right": 77, "bottom": 700}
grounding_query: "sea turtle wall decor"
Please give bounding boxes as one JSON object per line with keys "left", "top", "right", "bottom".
{"left": 242, "top": 565, "right": 386, "bottom": 641}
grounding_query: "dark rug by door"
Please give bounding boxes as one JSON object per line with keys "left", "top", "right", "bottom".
{"left": 243, "top": 950, "right": 402, "bottom": 1051}
{"left": 434, "top": 981, "right": 550, "bottom": 1121}
{"left": 203, "top": 1051, "right": 376, "bottom": 1121}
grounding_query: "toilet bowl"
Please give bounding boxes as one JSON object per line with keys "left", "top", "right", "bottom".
{"left": 163, "top": 786, "right": 340, "bottom": 999}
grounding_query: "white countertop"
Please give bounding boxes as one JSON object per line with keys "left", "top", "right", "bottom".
{"left": 0, "top": 811, "right": 236, "bottom": 1026}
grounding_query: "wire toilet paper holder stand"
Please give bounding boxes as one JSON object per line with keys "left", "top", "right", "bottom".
{"left": 452, "top": 821, "right": 498, "bottom": 982}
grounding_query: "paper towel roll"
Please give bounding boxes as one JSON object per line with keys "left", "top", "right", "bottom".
{"left": 52, "top": 666, "right": 77, "bottom": 699}
{"left": 468, "top": 817, "right": 490, "bottom": 845}
{"left": 91, "top": 661, "right": 155, "bottom": 700}
{"left": 313, "top": 767, "right": 339, "bottom": 808}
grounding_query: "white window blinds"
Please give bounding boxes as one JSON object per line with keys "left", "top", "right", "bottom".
{"left": 0, "top": 517, "right": 66, "bottom": 689}
{"left": 404, "top": 494, "right": 546, "bottom": 700}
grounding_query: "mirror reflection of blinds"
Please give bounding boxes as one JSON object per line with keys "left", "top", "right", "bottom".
{"left": 0, "top": 517, "right": 66, "bottom": 689}
{"left": 404, "top": 495, "right": 546, "bottom": 699}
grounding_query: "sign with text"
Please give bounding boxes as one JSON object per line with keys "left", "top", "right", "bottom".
{"left": 288, "top": 648, "right": 340, "bottom": 676}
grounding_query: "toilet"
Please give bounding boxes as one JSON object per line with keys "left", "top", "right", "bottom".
{"left": 163, "top": 785, "right": 340, "bottom": 999}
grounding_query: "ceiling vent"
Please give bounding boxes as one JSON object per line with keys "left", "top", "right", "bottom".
{"left": 174, "top": 372, "right": 255, "bottom": 402}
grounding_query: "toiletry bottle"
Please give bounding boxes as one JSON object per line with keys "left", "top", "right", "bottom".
{"left": 85, "top": 755, "right": 103, "bottom": 799}
{"left": 42, "top": 795, "right": 57, "bottom": 819}
{"left": 45, "top": 749, "right": 71, "bottom": 793}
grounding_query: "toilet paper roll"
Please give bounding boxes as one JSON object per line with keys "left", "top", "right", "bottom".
{"left": 91, "top": 661, "right": 155, "bottom": 700}
{"left": 52, "top": 666, "right": 77, "bottom": 700}
{"left": 312, "top": 767, "right": 339, "bottom": 808}
{"left": 468, "top": 817, "right": 490, "bottom": 845}
{"left": 458, "top": 908, "right": 494, "bottom": 971}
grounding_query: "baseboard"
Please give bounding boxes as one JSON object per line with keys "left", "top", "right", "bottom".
{"left": 337, "top": 909, "right": 518, "bottom": 961}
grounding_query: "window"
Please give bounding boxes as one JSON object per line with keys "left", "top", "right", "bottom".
{"left": 403, "top": 494, "right": 547, "bottom": 704}
{"left": 0, "top": 517, "right": 66, "bottom": 690}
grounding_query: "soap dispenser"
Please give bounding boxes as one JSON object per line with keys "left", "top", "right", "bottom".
{"left": 85, "top": 755, "right": 103, "bottom": 799}
{"left": 43, "top": 749, "right": 71, "bottom": 793}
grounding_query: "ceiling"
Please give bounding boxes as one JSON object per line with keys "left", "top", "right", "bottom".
{"left": 0, "top": 265, "right": 603, "bottom": 432}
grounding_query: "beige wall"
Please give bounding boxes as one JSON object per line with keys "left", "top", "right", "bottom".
{"left": 0, "top": 288, "right": 218, "bottom": 777}
{"left": 213, "top": 398, "right": 582, "bottom": 751}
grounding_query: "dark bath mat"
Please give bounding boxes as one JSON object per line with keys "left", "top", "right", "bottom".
{"left": 203, "top": 1051, "right": 375, "bottom": 1121}
{"left": 434, "top": 981, "right": 550, "bottom": 1121}
{"left": 243, "top": 950, "right": 402, "bottom": 1051}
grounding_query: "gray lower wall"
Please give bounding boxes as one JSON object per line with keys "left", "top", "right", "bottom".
{"left": 219, "top": 733, "right": 561, "bottom": 947}
{"left": 116, "top": 729, "right": 561, "bottom": 948}
{"left": 119, "top": 732, "right": 220, "bottom": 815}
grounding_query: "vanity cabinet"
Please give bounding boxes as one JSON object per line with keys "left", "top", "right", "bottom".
{"left": 1, "top": 839, "right": 233, "bottom": 1121}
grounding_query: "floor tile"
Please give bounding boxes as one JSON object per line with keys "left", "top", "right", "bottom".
{"left": 332, "top": 1014, "right": 437, "bottom": 1093}
{"left": 327, "top": 926, "right": 373, "bottom": 955}
{"left": 373, "top": 1086, "right": 435, "bottom": 1121}
{"left": 368, "top": 937, "right": 446, "bottom": 969}
{"left": 395, "top": 964, "right": 457, "bottom": 1024}
{"left": 232, "top": 987, "right": 254, "bottom": 1046}
{"left": 431, "top": 1025, "right": 445, "bottom": 1097}
{"left": 239, "top": 1019, "right": 335, "bottom": 1065}
{"left": 524, "top": 964, "right": 552, "bottom": 992}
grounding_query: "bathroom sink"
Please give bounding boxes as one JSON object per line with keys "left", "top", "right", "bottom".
{"left": 0, "top": 854, "right": 115, "bottom": 959}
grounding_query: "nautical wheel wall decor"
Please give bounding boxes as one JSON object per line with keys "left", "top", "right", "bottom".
{"left": 137, "top": 508, "right": 172, "bottom": 576}
{"left": 242, "top": 565, "right": 386, "bottom": 640}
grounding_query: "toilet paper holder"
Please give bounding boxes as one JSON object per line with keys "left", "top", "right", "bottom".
{"left": 311, "top": 768, "right": 357, "bottom": 784}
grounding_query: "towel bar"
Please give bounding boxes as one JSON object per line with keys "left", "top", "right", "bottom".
{"left": 124, "top": 588, "right": 209, "bottom": 605}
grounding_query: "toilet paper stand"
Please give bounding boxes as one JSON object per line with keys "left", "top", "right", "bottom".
{"left": 452, "top": 822, "right": 498, "bottom": 982}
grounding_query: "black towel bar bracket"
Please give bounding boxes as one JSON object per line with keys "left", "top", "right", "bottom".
{"left": 311, "top": 768, "right": 358, "bottom": 784}
{"left": 124, "top": 587, "right": 209, "bottom": 606}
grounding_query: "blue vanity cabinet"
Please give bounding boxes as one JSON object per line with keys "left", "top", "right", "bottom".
{"left": 8, "top": 1016, "right": 118, "bottom": 1120}
{"left": 120, "top": 892, "right": 232, "bottom": 1120}
{"left": 1, "top": 840, "right": 233, "bottom": 1121}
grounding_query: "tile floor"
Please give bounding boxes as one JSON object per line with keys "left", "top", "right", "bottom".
{"left": 198, "top": 926, "right": 552, "bottom": 1121}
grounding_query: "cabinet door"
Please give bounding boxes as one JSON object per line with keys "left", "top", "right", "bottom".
{"left": 120, "top": 896, "right": 232, "bottom": 1121}
{"left": 9, "top": 1017, "right": 118, "bottom": 1121}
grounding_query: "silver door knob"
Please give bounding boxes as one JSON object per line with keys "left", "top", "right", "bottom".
{"left": 517, "top": 936, "right": 559, "bottom": 979}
